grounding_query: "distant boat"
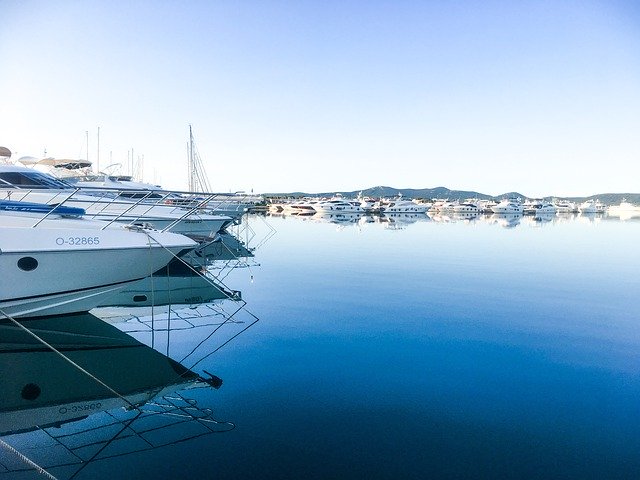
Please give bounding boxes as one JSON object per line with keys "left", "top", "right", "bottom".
{"left": 453, "top": 202, "right": 480, "bottom": 215}
{"left": 578, "top": 200, "right": 597, "bottom": 214}
{"left": 608, "top": 200, "right": 640, "bottom": 220}
{"left": 554, "top": 200, "right": 577, "bottom": 214}
{"left": 491, "top": 199, "right": 523, "bottom": 214}
{"left": 380, "top": 197, "right": 428, "bottom": 214}
{"left": 523, "top": 200, "right": 556, "bottom": 215}
{"left": 313, "top": 198, "right": 364, "bottom": 213}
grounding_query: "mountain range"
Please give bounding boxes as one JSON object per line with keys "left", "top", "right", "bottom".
{"left": 264, "top": 186, "right": 640, "bottom": 204}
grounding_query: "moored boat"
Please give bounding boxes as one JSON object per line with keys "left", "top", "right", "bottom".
{"left": 0, "top": 203, "right": 196, "bottom": 318}
{"left": 491, "top": 199, "right": 523, "bottom": 214}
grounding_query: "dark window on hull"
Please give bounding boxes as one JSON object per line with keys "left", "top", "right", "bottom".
{"left": 17, "top": 257, "right": 38, "bottom": 271}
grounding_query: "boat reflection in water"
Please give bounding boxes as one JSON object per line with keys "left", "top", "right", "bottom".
{"left": 0, "top": 313, "right": 235, "bottom": 478}
{"left": 90, "top": 234, "right": 250, "bottom": 324}
{"left": 188, "top": 231, "right": 255, "bottom": 264}
{"left": 488, "top": 213, "right": 523, "bottom": 229}
{"left": 378, "top": 212, "right": 430, "bottom": 229}
{"left": 91, "top": 257, "right": 240, "bottom": 320}
{"left": 312, "top": 212, "right": 363, "bottom": 226}
{"left": 305, "top": 212, "right": 431, "bottom": 230}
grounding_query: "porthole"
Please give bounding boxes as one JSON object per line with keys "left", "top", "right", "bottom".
{"left": 17, "top": 257, "right": 38, "bottom": 271}
{"left": 133, "top": 295, "right": 148, "bottom": 302}
{"left": 21, "top": 383, "right": 41, "bottom": 401}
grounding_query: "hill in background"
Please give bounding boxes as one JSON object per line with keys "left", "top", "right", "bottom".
{"left": 264, "top": 186, "right": 640, "bottom": 204}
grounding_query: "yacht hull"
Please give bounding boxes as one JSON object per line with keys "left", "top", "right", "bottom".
{"left": 0, "top": 214, "right": 196, "bottom": 318}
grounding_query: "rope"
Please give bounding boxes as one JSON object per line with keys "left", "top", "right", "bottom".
{"left": 0, "top": 438, "right": 59, "bottom": 480}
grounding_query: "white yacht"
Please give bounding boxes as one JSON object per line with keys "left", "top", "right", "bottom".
{"left": 0, "top": 202, "right": 197, "bottom": 318}
{"left": 491, "top": 199, "right": 524, "bottom": 214}
{"left": 0, "top": 165, "right": 233, "bottom": 238}
{"left": 578, "top": 200, "right": 597, "bottom": 214}
{"left": 554, "top": 200, "right": 577, "bottom": 214}
{"left": 287, "top": 199, "right": 319, "bottom": 215}
{"left": 608, "top": 200, "right": 640, "bottom": 220}
{"left": 380, "top": 198, "right": 428, "bottom": 214}
{"left": 524, "top": 200, "right": 557, "bottom": 215}
{"left": 357, "top": 198, "right": 384, "bottom": 213}
{"left": 438, "top": 200, "right": 460, "bottom": 214}
{"left": 453, "top": 202, "right": 479, "bottom": 214}
{"left": 313, "top": 198, "right": 364, "bottom": 213}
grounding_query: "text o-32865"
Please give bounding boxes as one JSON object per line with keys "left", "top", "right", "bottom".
{"left": 56, "top": 236, "right": 101, "bottom": 246}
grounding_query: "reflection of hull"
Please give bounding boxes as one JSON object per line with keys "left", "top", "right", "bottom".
{"left": 313, "top": 212, "right": 363, "bottom": 224}
{"left": 490, "top": 213, "right": 522, "bottom": 228}
{"left": 1, "top": 281, "right": 136, "bottom": 318}
{"left": 608, "top": 203, "right": 640, "bottom": 221}
{"left": 2, "top": 383, "right": 192, "bottom": 436}
{"left": 381, "top": 212, "right": 430, "bottom": 226}
{"left": 0, "top": 314, "right": 200, "bottom": 435}
{"left": 95, "top": 272, "right": 238, "bottom": 308}
{"left": 451, "top": 212, "right": 479, "bottom": 220}
{"left": 188, "top": 232, "right": 254, "bottom": 262}
{"left": 534, "top": 212, "right": 555, "bottom": 222}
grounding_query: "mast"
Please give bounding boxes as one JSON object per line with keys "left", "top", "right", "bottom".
{"left": 96, "top": 126, "right": 100, "bottom": 173}
{"left": 187, "top": 125, "right": 212, "bottom": 192}
{"left": 188, "top": 124, "right": 195, "bottom": 192}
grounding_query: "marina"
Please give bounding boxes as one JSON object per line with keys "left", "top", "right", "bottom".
{"left": 2, "top": 1, "right": 640, "bottom": 477}
{"left": 1, "top": 177, "right": 640, "bottom": 477}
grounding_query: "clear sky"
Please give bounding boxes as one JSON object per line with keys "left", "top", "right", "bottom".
{"left": 1, "top": 0, "right": 639, "bottom": 196}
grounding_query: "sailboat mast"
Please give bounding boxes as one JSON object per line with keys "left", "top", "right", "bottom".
{"left": 188, "top": 124, "right": 194, "bottom": 191}
{"left": 97, "top": 126, "right": 100, "bottom": 173}
{"left": 186, "top": 125, "right": 213, "bottom": 193}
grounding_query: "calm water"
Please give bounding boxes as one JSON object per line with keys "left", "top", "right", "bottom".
{"left": 2, "top": 213, "right": 640, "bottom": 479}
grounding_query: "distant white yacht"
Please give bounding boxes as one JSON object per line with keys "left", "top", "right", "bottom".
{"left": 453, "top": 202, "right": 479, "bottom": 214}
{"left": 313, "top": 198, "right": 364, "bottom": 213}
{"left": 554, "top": 200, "right": 577, "bottom": 214}
{"left": 608, "top": 200, "right": 640, "bottom": 220}
{"left": 578, "top": 200, "right": 597, "bottom": 214}
{"left": 491, "top": 199, "right": 523, "bottom": 214}
{"left": 381, "top": 197, "right": 428, "bottom": 214}
{"left": 524, "top": 200, "right": 556, "bottom": 215}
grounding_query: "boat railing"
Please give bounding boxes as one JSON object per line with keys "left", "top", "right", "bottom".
{"left": 1, "top": 186, "right": 259, "bottom": 230}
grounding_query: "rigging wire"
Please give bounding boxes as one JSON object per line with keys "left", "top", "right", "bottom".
{"left": 0, "top": 438, "right": 59, "bottom": 480}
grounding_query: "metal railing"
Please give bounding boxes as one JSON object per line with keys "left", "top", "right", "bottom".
{"left": 0, "top": 185, "right": 262, "bottom": 232}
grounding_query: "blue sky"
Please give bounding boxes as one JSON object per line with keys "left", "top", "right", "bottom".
{"left": 1, "top": 0, "right": 639, "bottom": 196}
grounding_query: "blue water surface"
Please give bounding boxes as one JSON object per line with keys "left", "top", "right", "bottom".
{"left": 3, "top": 214, "right": 640, "bottom": 479}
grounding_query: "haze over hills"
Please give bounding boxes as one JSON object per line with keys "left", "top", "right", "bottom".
{"left": 264, "top": 186, "right": 640, "bottom": 204}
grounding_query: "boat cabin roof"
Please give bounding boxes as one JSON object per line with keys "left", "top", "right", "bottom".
{"left": 0, "top": 165, "right": 73, "bottom": 190}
